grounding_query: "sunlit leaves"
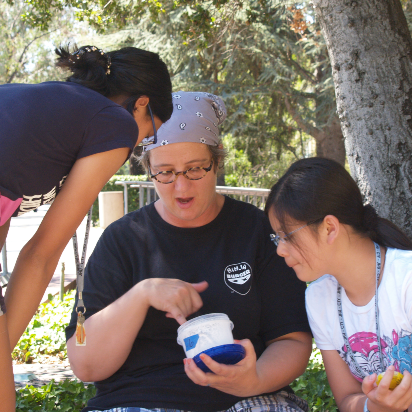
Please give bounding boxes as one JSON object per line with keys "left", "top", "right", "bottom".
{"left": 16, "top": 379, "right": 96, "bottom": 411}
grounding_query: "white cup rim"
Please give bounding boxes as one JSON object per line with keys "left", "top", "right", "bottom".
{"left": 177, "top": 313, "right": 232, "bottom": 336}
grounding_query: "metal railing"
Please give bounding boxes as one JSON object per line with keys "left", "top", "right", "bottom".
{"left": 115, "top": 180, "right": 270, "bottom": 214}
{"left": 0, "top": 183, "right": 270, "bottom": 286}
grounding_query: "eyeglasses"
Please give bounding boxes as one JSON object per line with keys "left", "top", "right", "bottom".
{"left": 270, "top": 219, "right": 322, "bottom": 246}
{"left": 138, "top": 103, "right": 158, "bottom": 147}
{"left": 149, "top": 160, "right": 214, "bottom": 184}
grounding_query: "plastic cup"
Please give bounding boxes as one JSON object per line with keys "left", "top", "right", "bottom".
{"left": 177, "top": 313, "right": 234, "bottom": 358}
{"left": 177, "top": 313, "right": 246, "bottom": 372}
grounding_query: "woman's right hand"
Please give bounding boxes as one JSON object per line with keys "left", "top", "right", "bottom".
{"left": 139, "top": 279, "right": 208, "bottom": 325}
{"left": 362, "top": 366, "right": 412, "bottom": 411}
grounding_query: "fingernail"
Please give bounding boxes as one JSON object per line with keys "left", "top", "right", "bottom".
{"left": 183, "top": 359, "right": 187, "bottom": 365}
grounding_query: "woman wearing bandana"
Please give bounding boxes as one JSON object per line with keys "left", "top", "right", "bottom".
{"left": 65, "top": 91, "right": 312, "bottom": 412}
{"left": 0, "top": 44, "right": 172, "bottom": 410}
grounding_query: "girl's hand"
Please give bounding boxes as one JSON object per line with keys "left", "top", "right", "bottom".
{"left": 362, "top": 366, "right": 412, "bottom": 411}
{"left": 140, "top": 279, "right": 208, "bottom": 325}
{"left": 183, "top": 339, "right": 262, "bottom": 397}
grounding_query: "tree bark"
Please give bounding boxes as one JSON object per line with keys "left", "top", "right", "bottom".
{"left": 284, "top": 96, "right": 346, "bottom": 165}
{"left": 315, "top": 115, "right": 346, "bottom": 165}
{"left": 312, "top": 0, "right": 412, "bottom": 238}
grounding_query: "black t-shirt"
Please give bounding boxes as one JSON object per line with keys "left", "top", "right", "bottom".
{"left": 0, "top": 81, "right": 138, "bottom": 216}
{"left": 66, "top": 196, "right": 311, "bottom": 412}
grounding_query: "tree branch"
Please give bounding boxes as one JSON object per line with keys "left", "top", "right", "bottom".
{"left": 279, "top": 49, "right": 317, "bottom": 85}
{"left": 283, "top": 95, "right": 324, "bottom": 141}
{"left": 7, "top": 28, "right": 58, "bottom": 83}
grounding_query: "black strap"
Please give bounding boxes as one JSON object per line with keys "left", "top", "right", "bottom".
{"left": 73, "top": 206, "right": 93, "bottom": 314}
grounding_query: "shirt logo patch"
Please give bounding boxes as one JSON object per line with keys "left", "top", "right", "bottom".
{"left": 224, "top": 262, "right": 252, "bottom": 295}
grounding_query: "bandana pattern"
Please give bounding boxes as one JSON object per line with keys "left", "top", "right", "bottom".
{"left": 143, "top": 91, "right": 227, "bottom": 151}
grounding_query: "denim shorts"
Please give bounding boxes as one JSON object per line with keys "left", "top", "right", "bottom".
{"left": 88, "top": 391, "right": 309, "bottom": 412}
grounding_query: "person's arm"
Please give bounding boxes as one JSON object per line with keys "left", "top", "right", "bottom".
{"left": 322, "top": 349, "right": 412, "bottom": 412}
{"left": 67, "top": 278, "right": 208, "bottom": 382}
{"left": 184, "top": 331, "right": 312, "bottom": 397}
{"left": 5, "top": 147, "right": 130, "bottom": 348}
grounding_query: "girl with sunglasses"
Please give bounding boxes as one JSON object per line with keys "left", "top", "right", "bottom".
{"left": 265, "top": 157, "right": 412, "bottom": 412}
{"left": 0, "top": 44, "right": 172, "bottom": 411}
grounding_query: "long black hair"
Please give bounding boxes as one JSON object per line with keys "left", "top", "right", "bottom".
{"left": 265, "top": 157, "right": 412, "bottom": 250}
{"left": 55, "top": 44, "right": 173, "bottom": 122}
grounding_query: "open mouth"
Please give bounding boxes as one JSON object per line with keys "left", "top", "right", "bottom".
{"left": 176, "top": 197, "right": 194, "bottom": 208}
{"left": 177, "top": 198, "right": 193, "bottom": 204}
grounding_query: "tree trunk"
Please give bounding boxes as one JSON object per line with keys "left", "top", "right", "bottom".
{"left": 315, "top": 115, "right": 346, "bottom": 165}
{"left": 129, "top": 147, "right": 145, "bottom": 175}
{"left": 284, "top": 96, "right": 346, "bottom": 165}
{"left": 313, "top": 0, "right": 412, "bottom": 238}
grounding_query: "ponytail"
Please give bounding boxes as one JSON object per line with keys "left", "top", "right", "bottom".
{"left": 55, "top": 43, "right": 173, "bottom": 123}
{"left": 265, "top": 157, "right": 412, "bottom": 251}
{"left": 55, "top": 45, "right": 111, "bottom": 96}
{"left": 363, "top": 204, "right": 412, "bottom": 249}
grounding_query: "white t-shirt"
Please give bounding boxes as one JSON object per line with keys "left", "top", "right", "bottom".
{"left": 306, "top": 248, "right": 412, "bottom": 382}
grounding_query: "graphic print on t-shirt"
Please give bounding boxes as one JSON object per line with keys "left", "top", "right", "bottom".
{"left": 338, "top": 329, "right": 412, "bottom": 382}
{"left": 224, "top": 262, "right": 252, "bottom": 295}
{"left": 16, "top": 175, "right": 67, "bottom": 216}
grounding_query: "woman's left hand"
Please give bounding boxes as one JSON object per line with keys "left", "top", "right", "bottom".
{"left": 183, "top": 339, "right": 262, "bottom": 397}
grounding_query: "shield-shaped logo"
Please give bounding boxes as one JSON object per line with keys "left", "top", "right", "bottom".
{"left": 224, "top": 262, "right": 252, "bottom": 295}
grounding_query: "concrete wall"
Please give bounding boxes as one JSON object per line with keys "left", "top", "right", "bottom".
{"left": 98, "top": 191, "right": 124, "bottom": 229}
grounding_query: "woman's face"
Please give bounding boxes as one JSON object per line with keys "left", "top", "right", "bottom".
{"left": 149, "top": 142, "right": 222, "bottom": 228}
{"left": 268, "top": 211, "right": 328, "bottom": 283}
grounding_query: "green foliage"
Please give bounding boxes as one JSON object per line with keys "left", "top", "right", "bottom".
{"left": 7, "top": 0, "right": 166, "bottom": 32}
{"left": 84, "top": 0, "right": 336, "bottom": 186}
{"left": 12, "top": 291, "right": 75, "bottom": 363}
{"left": 0, "top": 0, "right": 81, "bottom": 84}
{"left": 223, "top": 132, "right": 303, "bottom": 188}
{"left": 16, "top": 379, "right": 96, "bottom": 411}
{"left": 291, "top": 345, "right": 338, "bottom": 412}
{"left": 91, "top": 174, "right": 147, "bottom": 225}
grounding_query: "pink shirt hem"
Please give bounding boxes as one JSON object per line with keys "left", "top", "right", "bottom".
{"left": 0, "top": 193, "right": 22, "bottom": 226}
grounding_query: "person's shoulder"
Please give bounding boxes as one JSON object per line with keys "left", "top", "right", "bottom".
{"left": 386, "top": 248, "right": 412, "bottom": 277}
{"left": 387, "top": 247, "right": 412, "bottom": 261}
{"left": 98, "top": 206, "right": 150, "bottom": 240}
{"left": 107, "top": 206, "right": 149, "bottom": 229}
{"left": 305, "top": 275, "right": 337, "bottom": 322}
{"left": 226, "top": 196, "right": 267, "bottom": 219}
{"left": 8, "top": 81, "right": 121, "bottom": 111}
{"left": 37, "top": 81, "right": 121, "bottom": 107}
{"left": 306, "top": 275, "right": 337, "bottom": 300}
{"left": 225, "top": 197, "right": 270, "bottom": 231}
